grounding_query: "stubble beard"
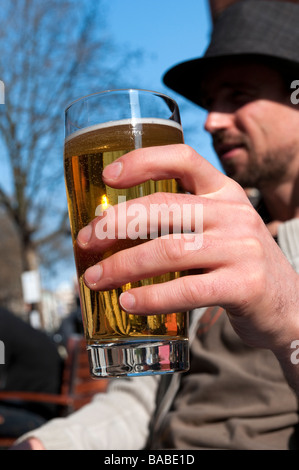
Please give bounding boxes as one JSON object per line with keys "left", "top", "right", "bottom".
{"left": 223, "top": 147, "right": 295, "bottom": 190}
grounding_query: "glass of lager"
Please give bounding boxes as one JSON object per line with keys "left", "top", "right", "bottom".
{"left": 64, "top": 89, "right": 189, "bottom": 377}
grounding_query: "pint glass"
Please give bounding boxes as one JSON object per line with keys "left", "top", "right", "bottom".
{"left": 64, "top": 89, "right": 189, "bottom": 377}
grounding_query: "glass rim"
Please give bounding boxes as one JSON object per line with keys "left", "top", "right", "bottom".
{"left": 64, "top": 88, "right": 178, "bottom": 114}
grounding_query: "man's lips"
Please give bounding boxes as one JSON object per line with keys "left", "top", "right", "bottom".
{"left": 214, "top": 142, "right": 246, "bottom": 160}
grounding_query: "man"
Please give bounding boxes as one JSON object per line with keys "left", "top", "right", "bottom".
{"left": 14, "top": 0, "right": 299, "bottom": 449}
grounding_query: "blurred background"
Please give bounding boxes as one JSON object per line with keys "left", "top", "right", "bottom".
{"left": 0, "top": 0, "right": 295, "bottom": 332}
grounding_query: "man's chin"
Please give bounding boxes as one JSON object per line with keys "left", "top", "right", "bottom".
{"left": 221, "top": 163, "right": 239, "bottom": 180}
{"left": 223, "top": 167, "right": 254, "bottom": 187}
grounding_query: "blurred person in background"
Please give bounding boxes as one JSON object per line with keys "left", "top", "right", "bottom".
{"left": 0, "top": 306, "right": 62, "bottom": 439}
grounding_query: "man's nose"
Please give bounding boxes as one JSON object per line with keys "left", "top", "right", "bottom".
{"left": 204, "top": 110, "right": 234, "bottom": 135}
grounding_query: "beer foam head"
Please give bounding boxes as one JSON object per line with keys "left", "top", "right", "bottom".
{"left": 65, "top": 118, "right": 183, "bottom": 142}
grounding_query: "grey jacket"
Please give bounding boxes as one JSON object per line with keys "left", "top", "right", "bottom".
{"left": 16, "top": 218, "right": 299, "bottom": 450}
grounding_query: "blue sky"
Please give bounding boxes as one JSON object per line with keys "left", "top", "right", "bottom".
{"left": 104, "top": 0, "right": 222, "bottom": 171}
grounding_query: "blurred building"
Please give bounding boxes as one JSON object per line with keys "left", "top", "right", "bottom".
{"left": 0, "top": 211, "right": 24, "bottom": 316}
{"left": 0, "top": 208, "right": 76, "bottom": 332}
{"left": 42, "top": 284, "right": 76, "bottom": 333}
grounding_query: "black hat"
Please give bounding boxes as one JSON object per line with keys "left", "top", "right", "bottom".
{"left": 163, "top": 0, "right": 299, "bottom": 107}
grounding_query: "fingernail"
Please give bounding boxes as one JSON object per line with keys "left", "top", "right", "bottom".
{"left": 84, "top": 264, "right": 103, "bottom": 285}
{"left": 77, "top": 225, "right": 92, "bottom": 246}
{"left": 120, "top": 292, "right": 136, "bottom": 311}
{"left": 103, "top": 161, "right": 123, "bottom": 180}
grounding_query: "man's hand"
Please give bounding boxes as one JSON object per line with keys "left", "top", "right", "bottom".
{"left": 77, "top": 144, "right": 299, "bottom": 354}
{"left": 10, "top": 438, "right": 45, "bottom": 450}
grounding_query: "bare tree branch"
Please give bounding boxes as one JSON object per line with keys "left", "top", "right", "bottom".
{"left": 0, "top": 0, "right": 142, "bottom": 282}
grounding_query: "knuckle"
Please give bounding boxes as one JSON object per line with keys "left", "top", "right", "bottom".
{"left": 142, "top": 286, "right": 161, "bottom": 310}
{"left": 239, "top": 202, "right": 264, "bottom": 231}
{"left": 180, "top": 144, "right": 200, "bottom": 166}
{"left": 162, "top": 237, "right": 186, "bottom": 263}
{"left": 147, "top": 191, "right": 170, "bottom": 206}
{"left": 241, "top": 235, "right": 264, "bottom": 261}
{"left": 179, "top": 276, "right": 203, "bottom": 306}
{"left": 237, "top": 237, "right": 267, "bottom": 292}
{"left": 147, "top": 191, "right": 182, "bottom": 206}
{"left": 132, "top": 243, "right": 152, "bottom": 270}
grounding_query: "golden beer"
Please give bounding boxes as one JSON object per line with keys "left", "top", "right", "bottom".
{"left": 64, "top": 119, "right": 187, "bottom": 344}
{"left": 64, "top": 89, "right": 189, "bottom": 377}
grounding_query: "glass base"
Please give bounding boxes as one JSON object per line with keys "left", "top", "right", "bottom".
{"left": 87, "top": 339, "right": 189, "bottom": 378}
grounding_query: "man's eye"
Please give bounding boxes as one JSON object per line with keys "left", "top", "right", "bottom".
{"left": 231, "top": 90, "right": 253, "bottom": 104}
{"left": 202, "top": 96, "right": 213, "bottom": 111}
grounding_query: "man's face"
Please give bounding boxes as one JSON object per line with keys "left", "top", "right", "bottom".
{"left": 202, "top": 62, "right": 299, "bottom": 189}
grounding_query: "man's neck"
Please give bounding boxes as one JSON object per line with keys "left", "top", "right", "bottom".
{"left": 260, "top": 180, "right": 299, "bottom": 222}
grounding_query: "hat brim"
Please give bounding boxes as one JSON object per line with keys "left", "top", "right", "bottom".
{"left": 163, "top": 53, "right": 297, "bottom": 108}
{"left": 163, "top": 55, "right": 220, "bottom": 107}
